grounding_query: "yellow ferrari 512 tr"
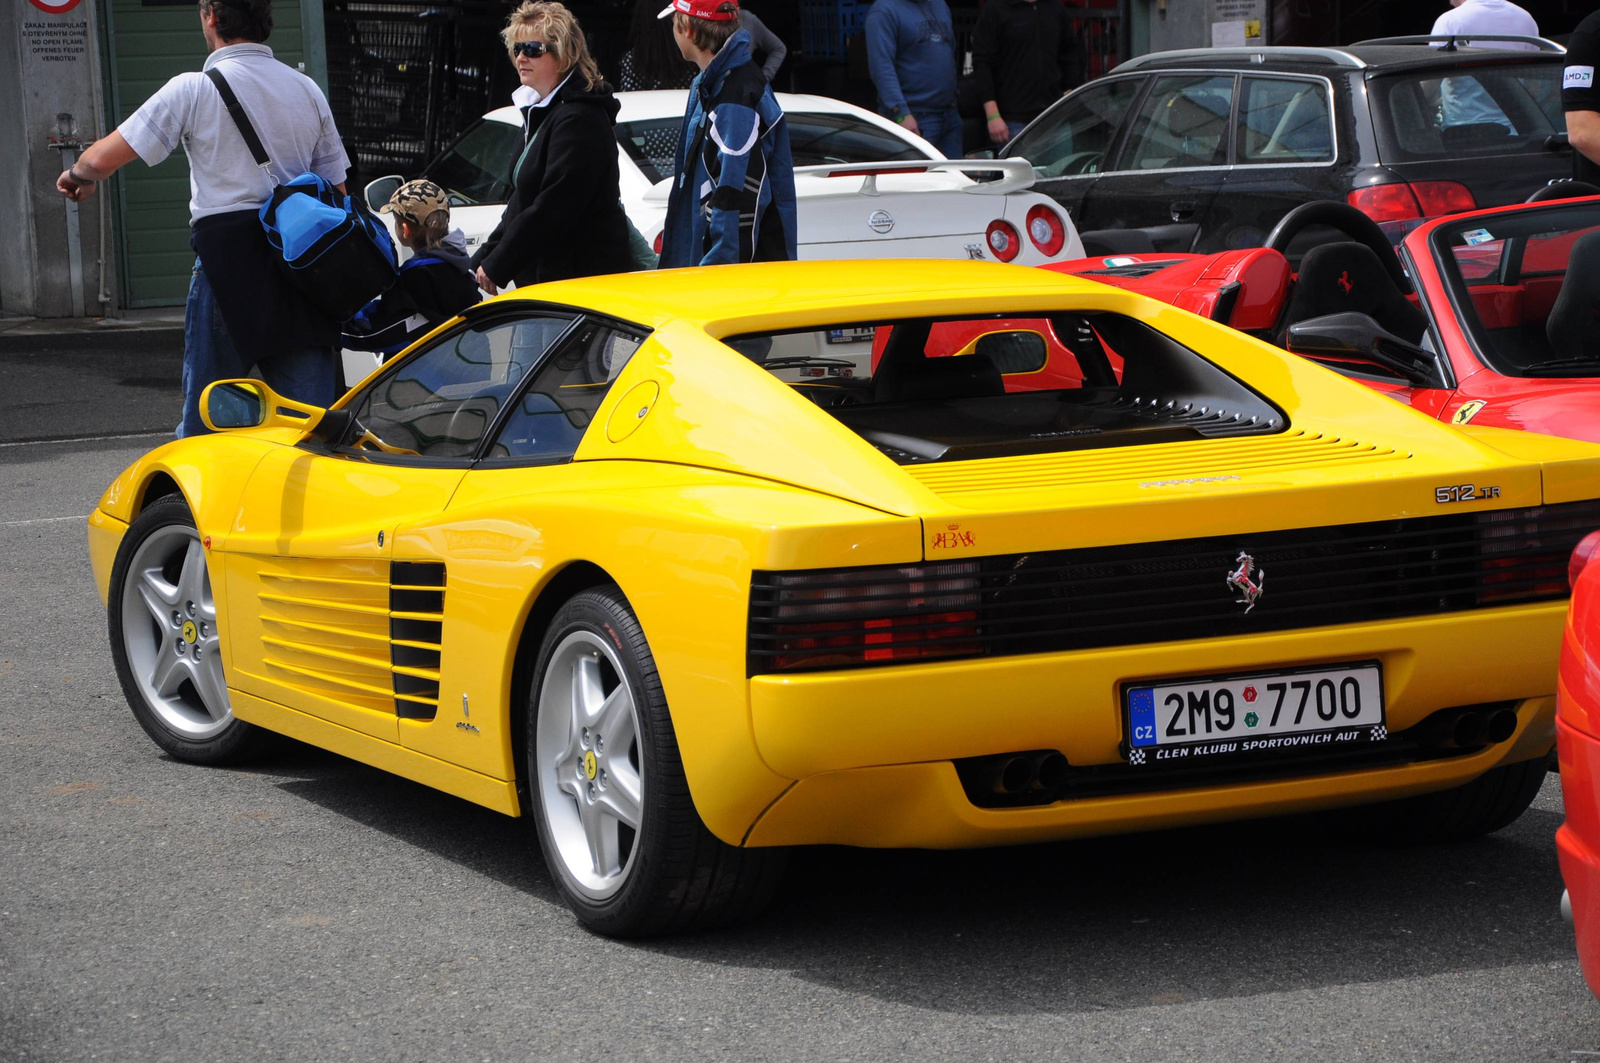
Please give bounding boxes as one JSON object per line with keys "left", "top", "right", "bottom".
{"left": 89, "top": 260, "right": 1600, "bottom": 936}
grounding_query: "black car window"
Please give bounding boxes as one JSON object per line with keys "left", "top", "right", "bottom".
{"left": 337, "top": 313, "right": 577, "bottom": 460}
{"left": 1237, "top": 77, "right": 1333, "bottom": 164}
{"left": 1371, "top": 64, "right": 1563, "bottom": 160}
{"left": 616, "top": 112, "right": 929, "bottom": 184}
{"left": 1004, "top": 77, "right": 1143, "bottom": 178}
{"left": 422, "top": 118, "right": 523, "bottom": 206}
{"left": 485, "top": 326, "right": 645, "bottom": 462}
{"left": 720, "top": 312, "right": 1284, "bottom": 465}
{"left": 1120, "top": 74, "right": 1236, "bottom": 171}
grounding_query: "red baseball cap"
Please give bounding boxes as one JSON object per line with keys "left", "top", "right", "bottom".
{"left": 658, "top": 0, "right": 739, "bottom": 20}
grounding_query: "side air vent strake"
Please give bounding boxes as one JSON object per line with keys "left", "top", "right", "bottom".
{"left": 390, "top": 560, "right": 444, "bottom": 719}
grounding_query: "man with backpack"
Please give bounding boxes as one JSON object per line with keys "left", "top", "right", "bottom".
{"left": 657, "top": 0, "right": 797, "bottom": 268}
{"left": 55, "top": 0, "right": 350, "bottom": 437}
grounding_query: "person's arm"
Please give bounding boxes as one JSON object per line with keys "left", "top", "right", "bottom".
{"left": 970, "top": 6, "right": 1005, "bottom": 144}
{"left": 742, "top": 13, "right": 787, "bottom": 83}
{"left": 478, "top": 109, "right": 616, "bottom": 286}
{"left": 698, "top": 100, "right": 763, "bottom": 266}
{"left": 865, "top": 7, "right": 915, "bottom": 135}
{"left": 1570, "top": 109, "right": 1600, "bottom": 169}
{"left": 341, "top": 279, "right": 425, "bottom": 352}
{"left": 55, "top": 130, "right": 138, "bottom": 202}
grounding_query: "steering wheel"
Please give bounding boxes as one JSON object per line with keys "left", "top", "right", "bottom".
{"left": 1526, "top": 180, "right": 1600, "bottom": 203}
{"left": 1264, "top": 200, "right": 1412, "bottom": 295}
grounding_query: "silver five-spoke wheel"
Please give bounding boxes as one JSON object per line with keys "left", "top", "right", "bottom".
{"left": 535, "top": 630, "right": 645, "bottom": 901}
{"left": 118, "top": 522, "right": 230, "bottom": 740}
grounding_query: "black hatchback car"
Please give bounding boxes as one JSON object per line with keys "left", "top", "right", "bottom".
{"left": 1003, "top": 36, "right": 1576, "bottom": 255}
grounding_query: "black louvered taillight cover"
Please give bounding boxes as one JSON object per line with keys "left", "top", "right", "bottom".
{"left": 748, "top": 500, "right": 1600, "bottom": 674}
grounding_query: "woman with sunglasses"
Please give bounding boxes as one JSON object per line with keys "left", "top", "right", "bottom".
{"left": 471, "top": 2, "right": 634, "bottom": 294}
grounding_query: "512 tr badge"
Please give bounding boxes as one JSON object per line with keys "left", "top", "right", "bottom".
{"left": 1435, "top": 483, "right": 1501, "bottom": 504}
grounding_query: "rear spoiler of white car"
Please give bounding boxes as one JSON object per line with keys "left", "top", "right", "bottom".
{"left": 641, "top": 158, "right": 1036, "bottom": 203}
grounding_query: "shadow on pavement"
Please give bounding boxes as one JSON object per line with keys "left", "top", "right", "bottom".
{"left": 0, "top": 333, "right": 183, "bottom": 443}
{"left": 245, "top": 734, "right": 1575, "bottom": 1015}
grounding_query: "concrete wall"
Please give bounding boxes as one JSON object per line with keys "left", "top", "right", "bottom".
{"left": 1146, "top": 0, "right": 1269, "bottom": 54}
{"left": 3, "top": 0, "right": 113, "bottom": 319}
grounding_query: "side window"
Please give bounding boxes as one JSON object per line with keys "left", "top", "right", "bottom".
{"left": 486, "top": 325, "right": 645, "bottom": 463}
{"left": 339, "top": 313, "right": 576, "bottom": 459}
{"left": 1238, "top": 78, "right": 1333, "bottom": 164}
{"left": 1121, "top": 74, "right": 1235, "bottom": 170}
{"left": 423, "top": 118, "right": 524, "bottom": 205}
{"left": 1005, "top": 77, "right": 1142, "bottom": 178}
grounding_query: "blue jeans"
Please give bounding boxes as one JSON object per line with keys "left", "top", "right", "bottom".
{"left": 912, "top": 105, "right": 964, "bottom": 159}
{"left": 179, "top": 259, "right": 338, "bottom": 437}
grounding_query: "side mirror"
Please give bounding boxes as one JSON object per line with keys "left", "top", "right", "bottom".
{"left": 1285, "top": 312, "right": 1437, "bottom": 388}
{"left": 956, "top": 329, "right": 1049, "bottom": 374}
{"left": 199, "top": 379, "right": 352, "bottom": 441}
{"left": 363, "top": 174, "right": 405, "bottom": 210}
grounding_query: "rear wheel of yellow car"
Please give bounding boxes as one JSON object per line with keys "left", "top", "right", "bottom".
{"left": 107, "top": 495, "right": 267, "bottom": 765}
{"left": 1350, "top": 756, "right": 1548, "bottom": 842}
{"left": 527, "top": 586, "right": 786, "bottom": 937}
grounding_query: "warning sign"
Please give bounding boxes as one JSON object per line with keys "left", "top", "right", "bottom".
{"left": 27, "top": 0, "right": 85, "bottom": 12}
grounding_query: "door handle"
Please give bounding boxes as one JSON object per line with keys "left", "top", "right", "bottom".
{"left": 1170, "top": 199, "right": 1197, "bottom": 222}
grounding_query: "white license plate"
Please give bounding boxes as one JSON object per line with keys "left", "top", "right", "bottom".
{"left": 1125, "top": 661, "right": 1385, "bottom": 765}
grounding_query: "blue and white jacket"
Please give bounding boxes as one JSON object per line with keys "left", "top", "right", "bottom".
{"left": 659, "top": 30, "right": 798, "bottom": 268}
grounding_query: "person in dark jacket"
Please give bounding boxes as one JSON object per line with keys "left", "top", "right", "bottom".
{"left": 658, "top": 0, "right": 797, "bottom": 269}
{"left": 343, "top": 180, "right": 480, "bottom": 360}
{"left": 972, "top": 0, "right": 1074, "bottom": 145}
{"left": 618, "top": 0, "right": 697, "bottom": 90}
{"left": 472, "top": 2, "right": 635, "bottom": 293}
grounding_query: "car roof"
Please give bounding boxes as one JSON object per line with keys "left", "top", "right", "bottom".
{"left": 1115, "top": 40, "right": 1564, "bottom": 77}
{"left": 477, "top": 259, "right": 1107, "bottom": 333}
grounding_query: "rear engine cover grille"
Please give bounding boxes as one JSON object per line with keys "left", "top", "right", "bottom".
{"left": 748, "top": 500, "right": 1600, "bottom": 674}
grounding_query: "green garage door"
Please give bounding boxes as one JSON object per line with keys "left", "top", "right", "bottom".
{"left": 106, "top": 0, "right": 309, "bottom": 307}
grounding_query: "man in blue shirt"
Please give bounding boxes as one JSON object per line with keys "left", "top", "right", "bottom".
{"left": 865, "top": 0, "right": 961, "bottom": 158}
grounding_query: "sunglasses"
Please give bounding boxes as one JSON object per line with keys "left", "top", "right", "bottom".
{"left": 512, "top": 40, "right": 552, "bottom": 59}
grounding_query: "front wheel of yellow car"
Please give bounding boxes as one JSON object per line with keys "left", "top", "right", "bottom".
{"left": 107, "top": 495, "right": 267, "bottom": 765}
{"left": 528, "top": 586, "right": 786, "bottom": 937}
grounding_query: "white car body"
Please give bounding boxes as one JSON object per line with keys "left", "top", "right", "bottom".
{"left": 345, "top": 91, "right": 1081, "bottom": 382}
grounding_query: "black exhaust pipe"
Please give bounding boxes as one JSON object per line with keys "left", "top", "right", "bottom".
{"left": 1453, "top": 711, "right": 1488, "bottom": 748}
{"left": 1034, "top": 752, "right": 1069, "bottom": 791}
{"left": 1485, "top": 708, "right": 1518, "bottom": 744}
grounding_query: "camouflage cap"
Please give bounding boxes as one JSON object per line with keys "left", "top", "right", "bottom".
{"left": 378, "top": 179, "right": 449, "bottom": 225}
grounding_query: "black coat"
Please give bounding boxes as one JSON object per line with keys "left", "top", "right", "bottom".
{"left": 472, "top": 78, "right": 636, "bottom": 288}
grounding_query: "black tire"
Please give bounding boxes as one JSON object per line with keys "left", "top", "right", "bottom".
{"left": 525, "top": 586, "right": 786, "bottom": 937}
{"left": 1350, "top": 757, "right": 1547, "bottom": 843}
{"left": 107, "top": 495, "right": 269, "bottom": 765}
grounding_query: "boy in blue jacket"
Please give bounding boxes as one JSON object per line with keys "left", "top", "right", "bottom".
{"left": 657, "top": 0, "right": 798, "bottom": 268}
{"left": 343, "top": 180, "right": 481, "bottom": 360}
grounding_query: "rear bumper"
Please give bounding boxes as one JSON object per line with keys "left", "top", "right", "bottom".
{"left": 748, "top": 695, "right": 1552, "bottom": 847}
{"left": 744, "top": 604, "right": 1562, "bottom": 847}
{"left": 1558, "top": 712, "right": 1600, "bottom": 999}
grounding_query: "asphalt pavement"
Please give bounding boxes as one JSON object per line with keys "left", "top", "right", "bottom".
{"left": 2, "top": 334, "right": 1599, "bottom": 1061}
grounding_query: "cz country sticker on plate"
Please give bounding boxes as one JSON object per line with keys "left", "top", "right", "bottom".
{"left": 1123, "top": 660, "right": 1385, "bottom": 766}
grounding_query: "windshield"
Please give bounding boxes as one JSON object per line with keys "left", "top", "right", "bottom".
{"left": 617, "top": 111, "right": 929, "bottom": 183}
{"left": 424, "top": 119, "right": 522, "bottom": 205}
{"left": 1431, "top": 204, "right": 1600, "bottom": 377}
{"left": 1370, "top": 62, "right": 1563, "bottom": 161}
{"left": 720, "top": 313, "right": 1284, "bottom": 465}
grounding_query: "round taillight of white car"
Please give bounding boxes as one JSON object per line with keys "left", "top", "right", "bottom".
{"left": 1026, "top": 205, "right": 1066, "bottom": 257}
{"left": 986, "top": 220, "right": 1021, "bottom": 263}
{"left": 1571, "top": 530, "right": 1600, "bottom": 590}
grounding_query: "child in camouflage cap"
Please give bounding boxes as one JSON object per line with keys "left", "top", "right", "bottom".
{"left": 342, "top": 179, "right": 482, "bottom": 360}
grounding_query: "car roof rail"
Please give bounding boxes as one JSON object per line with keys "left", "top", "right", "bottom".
{"left": 1114, "top": 46, "right": 1366, "bottom": 72}
{"left": 1353, "top": 34, "right": 1565, "bottom": 53}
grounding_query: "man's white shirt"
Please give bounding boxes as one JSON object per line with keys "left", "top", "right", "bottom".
{"left": 1430, "top": 0, "right": 1540, "bottom": 49}
{"left": 119, "top": 43, "right": 349, "bottom": 222}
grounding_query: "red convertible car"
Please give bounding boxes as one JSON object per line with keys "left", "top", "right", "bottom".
{"left": 1033, "top": 194, "right": 1600, "bottom": 443}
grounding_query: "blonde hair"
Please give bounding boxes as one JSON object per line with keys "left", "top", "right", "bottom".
{"left": 502, "top": 2, "right": 602, "bottom": 91}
